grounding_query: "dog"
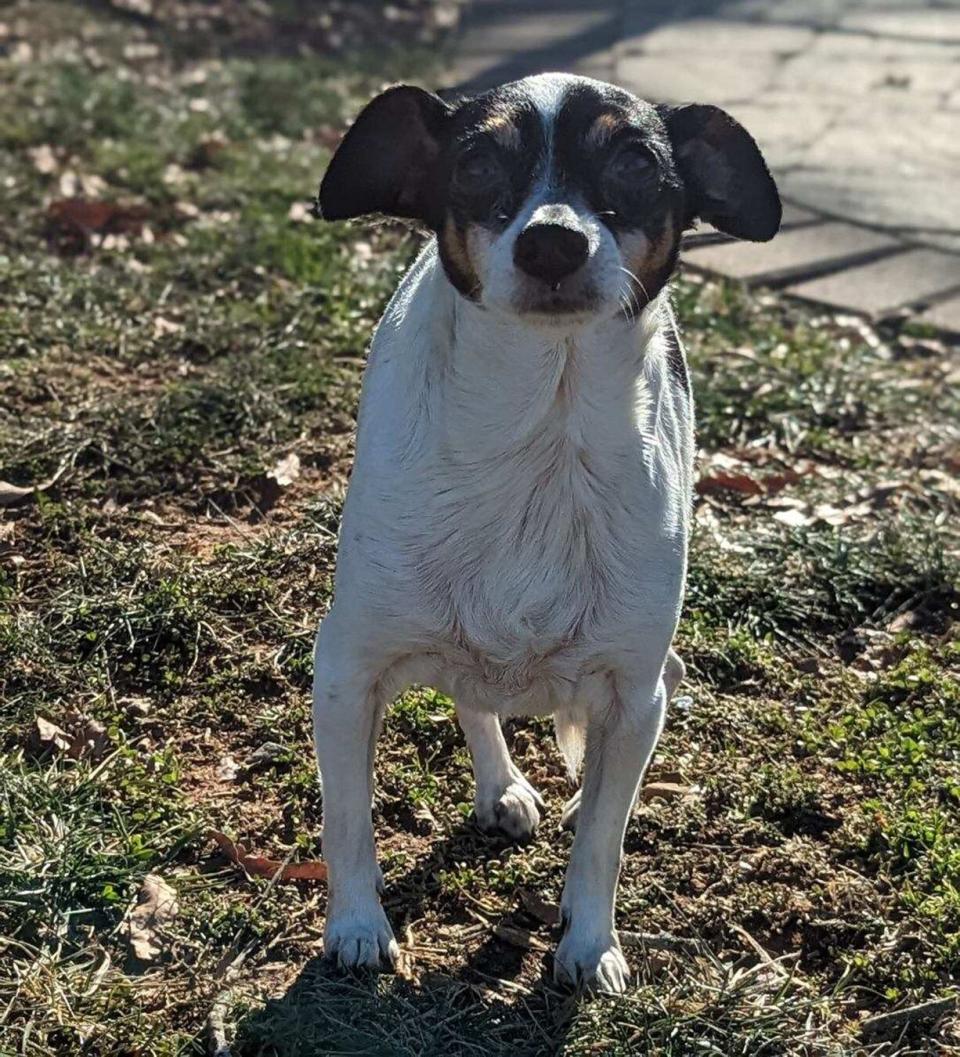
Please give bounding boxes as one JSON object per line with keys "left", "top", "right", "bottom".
{"left": 312, "top": 72, "right": 780, "bottom": 993}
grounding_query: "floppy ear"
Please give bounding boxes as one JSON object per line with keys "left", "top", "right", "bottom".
{"left": 660, "top": 104, "right": 781, "bottom": 241}
{"left": 317, "top": 85, "right": 452, "bottom": 224}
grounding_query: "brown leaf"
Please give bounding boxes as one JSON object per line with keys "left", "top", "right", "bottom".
{"left": 519, "top": 888, "right": 560, "bottom": 926}
{"left": 45, "top": 198, "right": 153, "bottom": 255}
{"left": 268, "top": 453, "right": 301, "bottom": 487}
{"left": 210, "top": 830, "right": 327, "bottom": 884}
{"left": 124, "top": 874, "right": 178, "bottom": 962}
{"left": 32, "top": 716, "right": 72, "bottom": 753}
{"left": 28, "top": 712, "right": 111, "bottom": 760}
{"left": 65, "top": 713, "right": 111, "bottom": 760}
{"left": 640, "top": 781, "right": 696, "bottom": 803}
{"left": 696, "top": 470, "right": 764, "bottom": 497}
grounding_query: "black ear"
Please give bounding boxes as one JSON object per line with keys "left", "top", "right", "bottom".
{"left": 317, "top": 85, "right": 452, "bottom": 224}
{"left": 660, "top": 104, "right": 781, "bottom": 242}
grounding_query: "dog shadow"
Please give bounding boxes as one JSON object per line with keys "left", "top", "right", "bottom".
{"left": 231, "top": 823, "right": 584, "bottom": 1057}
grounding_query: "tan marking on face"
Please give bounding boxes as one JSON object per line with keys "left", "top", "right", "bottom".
{"left": 619, "top": 210, "right": 679, "bottom": 305}
{"left": 480, "top": 112, "right": 521, "bottom": 150}
{"left": 586, "top": 111, "right": 625, "bottom": 148}
{"left": 440, "top": 213, "right": 482, "bottom": 298}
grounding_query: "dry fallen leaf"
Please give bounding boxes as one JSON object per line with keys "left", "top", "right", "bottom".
{"left": 268, "top": 453, "right": 301, "bottom": 487}
{"left": 519, "top": 888, "right": 560, "bottom": 927}
{"left": 28, "top": 144, "right": 58, "bottom": 175}
{"left": 287, "top": 201, "right": 313, "bottom": 223}
{"left": 65, "top": 713, "right": 111, "bottom": 760}
{"left": 640, "top": 781, "right": 697, "bottom": 803}
{"left": 153, "top": 316, "right": 183, "bottom": 338}
{"left": 772, "top": 506, "right": 813, "bottom": 528}
{"left": 29, "top": 712, "right": 111, "bottom": 760}
{"left": 124, "top": 874, "right": 178, "bottom": 962}
{"left": 45, "top": 198, "right": 152, "bottom": 255}
{"left": 210, "top": 830, "right": 327, "bottom": 884}
{"left": 32, "top": 716, "right": 72, "bottom": 753}
{"left": 697, "top": 470, "right": 764, "bottom": 497}
{"left": 57, "top": 170, "right": 108, "bottom": 198}
{"left": 216, "top": 755, "right": 240, "bottom": 782}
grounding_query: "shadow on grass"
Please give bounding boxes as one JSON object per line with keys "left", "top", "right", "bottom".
{"left": 232, "top": 958, "right": 580, "bottom": 1057}
{"left": 233, "top": 824, "right": 580, "bottom": 1057}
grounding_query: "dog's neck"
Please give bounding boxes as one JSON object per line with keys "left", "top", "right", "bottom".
{"left": 436, "top": 278, "right": 665, "bottom": 463}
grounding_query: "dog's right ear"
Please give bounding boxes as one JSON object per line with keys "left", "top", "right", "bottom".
{"left": 317, "top": 85, "right": 452, "bottom": 224}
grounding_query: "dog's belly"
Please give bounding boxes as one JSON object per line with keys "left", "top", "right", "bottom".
{"left": 405, "top": 636, "right": 596, "bottom": 716}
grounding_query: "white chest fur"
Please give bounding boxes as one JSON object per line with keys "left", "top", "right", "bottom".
{"left": 334, "top": 243, "right": 692, "bottom": 712}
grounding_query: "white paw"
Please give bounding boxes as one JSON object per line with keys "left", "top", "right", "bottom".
{"left": 554, "top": 925, "right": 630, "bottom": 995}
{"left": 476, "top": 774, "right": 543, "bottom": 843}
{"left": 560, "top": 789, "right": 581, "bottom": 832}
{"left": 324, "top": 903, "right": 398, "bottom": 970}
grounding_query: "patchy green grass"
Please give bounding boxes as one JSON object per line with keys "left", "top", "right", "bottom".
{"left": 2, "top": 5, "right": 960, "bottom": 1056}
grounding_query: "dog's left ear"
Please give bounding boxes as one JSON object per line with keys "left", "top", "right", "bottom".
{"left": 660, "top": 104, "right": 781, "bottom": 241}
{"left": 318, "top": 85, "right": 452, "bottom": 224}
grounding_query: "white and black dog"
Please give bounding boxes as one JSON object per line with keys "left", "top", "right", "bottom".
{"left": 312, "top": 72, "right": 780, "bottom": 993}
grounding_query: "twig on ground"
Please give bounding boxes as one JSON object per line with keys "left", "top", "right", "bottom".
{"left": 860, "top": 995, "right": 956, "bottom": 1040}
{"left": 619, "top": 930, "right": 703, "bottom": 955}
{"left": 207, "top": 940, "right": 257, "bottom": 1057}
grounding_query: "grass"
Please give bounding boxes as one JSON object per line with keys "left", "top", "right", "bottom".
{"left": 2, "top": 4, "right": 960, "bottom": 1055}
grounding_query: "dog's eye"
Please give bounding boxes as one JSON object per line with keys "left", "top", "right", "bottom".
{"left": 607, "top": 145, "right": 653, "bottom": 184}
{"left": 455, "top": 149, "right": 503, "bottom": 189}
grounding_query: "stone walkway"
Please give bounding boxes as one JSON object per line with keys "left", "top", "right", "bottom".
{"left": 448, "top": 0, "right": 960, "bottom": 332}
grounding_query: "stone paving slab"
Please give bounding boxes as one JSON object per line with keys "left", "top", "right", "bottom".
{"left": 452, "top": 0, "right": 619, "bottom": 90}
{"left": 682, "top": 223, "right": 901, "bottom": 285}
{"left": 617, "top": 52, "right": 777, "bottom": 106}
{"left": 839, "top": 7, "right": 960, "bottom": 40}
{"left": 785, "top": 249, "right": 960, "bottom": 317}
{"left": 918, "top": 295, "right": 960, "bottom": 335}
{"left": 618, "top": 17, "right": 816, "bottom": 54}
{"left": 618, "top": 3, "right": 960, "bottom": 247}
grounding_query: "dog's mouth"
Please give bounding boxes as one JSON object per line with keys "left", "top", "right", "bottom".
{"left": 513, "top": 279, "right": 601, "bottom": 318}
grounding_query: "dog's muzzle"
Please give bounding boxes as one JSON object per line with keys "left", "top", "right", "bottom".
{"left": 514, "top": 222, "right": 589, "bottom": 290}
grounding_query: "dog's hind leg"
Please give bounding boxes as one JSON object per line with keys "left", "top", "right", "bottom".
{"left": 554, "top": 668, "right": 669, "bottom": 994}
{"left": 455, "top": 704, "right": 544, "bottom": 843}
{"left": 313, "top": 611, "right": 398, "bottom": 971}
{"left": 560, "top": 648, "right": 684, "bottom": 833}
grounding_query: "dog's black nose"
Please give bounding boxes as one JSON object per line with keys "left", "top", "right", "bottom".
{"left": 513, "top": 223, "right": 589, "bottom": 286}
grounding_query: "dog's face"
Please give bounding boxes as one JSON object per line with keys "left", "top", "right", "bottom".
{"left": 318, "top": 73, "right": 780, "bottom": 323}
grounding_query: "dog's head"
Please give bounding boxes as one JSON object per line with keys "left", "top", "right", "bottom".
{"left": 318, "top": 73, "right": 780, "bottom": 323}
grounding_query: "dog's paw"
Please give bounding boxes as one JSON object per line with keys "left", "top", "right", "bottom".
{"left": 476, "top": 775, "right": 543, "bottom": 843}
{"left": 560, "top": 788, "right": 581, "bottom": 832}
{"left": 553, "top": 925, "right": 630, "bottom": 994}
{"left": 324, "top": 903, "right": 398, "bottom": 971}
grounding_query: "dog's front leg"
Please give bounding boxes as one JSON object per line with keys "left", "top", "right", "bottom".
{"left": 554, "top": 673, "right": 668, "bottom": 994}
{"left": 313, "top": 615, "right": 398, "bottom": 970}
{"left": 455, "top": 704, "right": 544, "bottom": 842}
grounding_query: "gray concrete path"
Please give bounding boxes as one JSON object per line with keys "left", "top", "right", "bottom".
{"left": 449, "top": 0, "right": 960, "bottom": 332}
